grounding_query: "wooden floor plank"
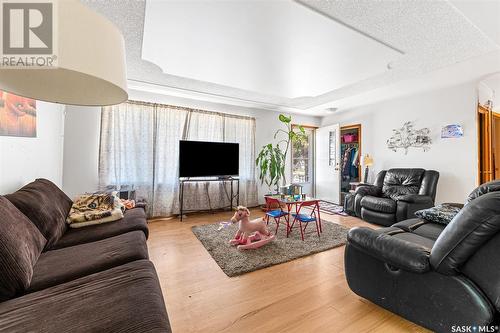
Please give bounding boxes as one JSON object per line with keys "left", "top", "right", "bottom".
{"left": 147, "top": 209, "right": 429, "bottom": 332}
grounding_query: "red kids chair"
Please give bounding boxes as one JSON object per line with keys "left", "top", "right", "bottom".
{"left": 289, "top": 200, "right": 322, "bottom": 241}
{"left": 264, "top": 197, "right": 289, "bottom": 236}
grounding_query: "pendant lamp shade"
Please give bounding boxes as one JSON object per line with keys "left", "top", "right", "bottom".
{"left": 0, "top": 0, "right": 128, "bottom": 106}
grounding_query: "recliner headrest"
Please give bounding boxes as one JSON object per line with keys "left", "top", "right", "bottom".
{"left": 382, "top": 168, "right": 425, "bottom": 200}
{"left": 467, "top": 180, "right": 500, "bottom": 203}
{"left": 384, "top": 168, "right": 425, "bottom": 186}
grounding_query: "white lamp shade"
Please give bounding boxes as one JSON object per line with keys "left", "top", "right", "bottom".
{"left": 0, "top": 0, "right": 128, "bottom": 106}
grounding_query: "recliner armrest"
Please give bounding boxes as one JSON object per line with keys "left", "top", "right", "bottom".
{"left": 355, "top": 185, "right": 382, "bottom": 197}
{"left": 395, "top": 194, "right": 434, "bottom": 204}
{"left": 347, "top": 227, "right": 431, "bottom": 273}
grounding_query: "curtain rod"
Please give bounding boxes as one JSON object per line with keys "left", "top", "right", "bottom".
{"left": 123, "top": 99, "right": 256, "bottom": 121}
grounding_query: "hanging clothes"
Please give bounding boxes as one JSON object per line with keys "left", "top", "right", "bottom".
{"left": 341, "top": 145, "right": 359, "bottom": 178}
{"left": 350, "top": 148, "right": 359, "bottom": 178}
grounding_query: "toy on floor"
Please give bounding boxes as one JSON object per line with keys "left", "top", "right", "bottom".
{"left": 229, "top": 206, "right": 275, "bottom": 250}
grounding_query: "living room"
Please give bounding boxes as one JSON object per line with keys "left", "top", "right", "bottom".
{"left": 0, "top": 0, "right": 499, "bottom": 332}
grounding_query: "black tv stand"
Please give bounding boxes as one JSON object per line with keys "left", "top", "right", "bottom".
{"left": 179, "top": 177, "right": 239, "bottom": 221}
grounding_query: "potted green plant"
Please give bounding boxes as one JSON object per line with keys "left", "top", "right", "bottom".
{"left": 255, "top": 114, "right": 306, "bottom": 195}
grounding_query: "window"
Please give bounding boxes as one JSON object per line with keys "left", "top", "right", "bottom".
{"left": 291, "top": 126, "right": 314, "bottom": 183}
{"left": 329, "top": 130, "right": 337, "bottom": 166}
{"left": 99, "top": 101, "right": 258, "bottom": 216}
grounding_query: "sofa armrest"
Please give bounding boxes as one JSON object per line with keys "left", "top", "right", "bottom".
{"left": 355, "top": 185, "right": 382, "bottom": 197}
{"left": 354, "top": 185, "right": 383, "bottom": 217}
{"left": 396, "top": 194, "right": 434, "bottom": 204}
{"left": 347, "top": 227, "right": 431, "bottom": 273}
{"left": 135, "top": 201, "right": 147, "bottom": 211}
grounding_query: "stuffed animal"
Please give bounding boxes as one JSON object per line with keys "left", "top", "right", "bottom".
{"left": 229, "top": 206, "right": 275, "bottom": 250}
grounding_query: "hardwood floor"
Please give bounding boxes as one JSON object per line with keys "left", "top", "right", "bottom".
{"left": 147, "top": 208, "right": 429, "bottom": 333}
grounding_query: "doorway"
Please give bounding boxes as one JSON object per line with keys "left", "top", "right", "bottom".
{"left": 340, "top": 124, "right": 362, "bottom": 204}
{"left": 477, "top": 73, "right": 500, "bottom": 183}
{"left": 495, "top": 115, "right": 500, "bottom": 179}
{"left": 314, "top": 123, "right": 363, "bottom": 205}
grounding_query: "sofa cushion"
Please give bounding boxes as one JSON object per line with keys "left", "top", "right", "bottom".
{"left": 415, "top": 204, "right": 461, "bottom": 225}
{"left": 0, "top": 260, "right": 171, "bottom": 333}
{"left": 361, "top": 208, "right": 396, "bottom": 227}
{"left": 5, "top": 179, "right": 72, "bottom": 249}
{"left": 382, "top": 168, "right": 425, "bottom": 200}
{"left": 28, "top": 231, "right": 148, "bottom": 292}
{"left": 0, "top": 197, "right": 46, "bottom": 301}
{"left": 393, "top": 218, "right": 445, "bottom": 241}
{"left": 392, "top": 232, "right": 436, "bottom": 250}
{"left": 49, "top": 207, "right": 148, "bottom": 250}
{"left": 361, "top": 195, "right": 397, "bottom": 213}
{"left": 392, "top": 218, "right": 428, "bottom": 231}
{"left": 411, "top": 223, "right": 445, "bottom": 241}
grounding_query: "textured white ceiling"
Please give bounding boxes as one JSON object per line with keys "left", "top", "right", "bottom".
{"left": 81, "top": 0, "right": 500, "bottom": 115}
{"left": 449, "top": 0, "right": 500, "bottom": 46}
{"left": 142, "top": 0, "right": 401, "bottom": 98}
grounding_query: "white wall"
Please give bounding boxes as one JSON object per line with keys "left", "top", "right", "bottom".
{"left": 321, "top": 82, "right": 478, "bottom": 204}
{"left": 478, "top": 73, "right": 500, "bottom": 112}
{"left": 0, "top": 101, "right": 65, "bottom": 194}
{"left": 478, "top": 81, "right": 494, "bottom": 107}
{"left": 62, "top": 105, "right": 101, "bottom": 199}
{"left": 62, "top": 89, "right": 321, "bottom": 203}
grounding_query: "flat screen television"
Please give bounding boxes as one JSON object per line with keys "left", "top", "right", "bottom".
{"left": 179, "top": 140, "right": 239, "bottom": 178}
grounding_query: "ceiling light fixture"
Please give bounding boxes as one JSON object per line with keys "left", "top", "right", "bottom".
{"left": 325, "top": 107, "right": 338, "bottom": 114}
{"left": 0, "top": 0, "right": 128, "bottom": 106}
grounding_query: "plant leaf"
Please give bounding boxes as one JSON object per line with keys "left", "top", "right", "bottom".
{"left": 279, "top": 114, "right": 291, "bottom": 123}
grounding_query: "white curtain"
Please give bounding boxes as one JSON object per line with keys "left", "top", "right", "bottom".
{"left": 99, "top": 102, "right": 155, "bottom": 205}
{"left": 99, "top": 101, "right": 258, "bottom": 217}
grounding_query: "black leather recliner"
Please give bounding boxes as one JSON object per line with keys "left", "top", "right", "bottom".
{"left": 345, "top": 180, "right": 500, "bottom": 332}
{"left": 354, "top": 168, "right": 439, "bottom": 226}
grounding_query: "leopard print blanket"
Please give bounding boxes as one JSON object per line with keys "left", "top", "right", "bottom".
{"left": 67, "top": 192, "right": 123, "bottom": 224}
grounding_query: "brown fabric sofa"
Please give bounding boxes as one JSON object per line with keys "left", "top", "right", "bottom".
{"left": 50, "top": 206, "right": 149, "bottom": 250}
{"left": 0, "top": 179, "right": 170, "bottom": 332}
{"left": 0, "top": 260, "right": 169, "bottom": 333}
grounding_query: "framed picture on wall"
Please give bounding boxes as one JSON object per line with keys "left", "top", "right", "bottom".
{"left": 0, "top": 91, "right": 37, "bottom": 137}
{"left": 441, "top": 124, "right": 463, "bottom": 138}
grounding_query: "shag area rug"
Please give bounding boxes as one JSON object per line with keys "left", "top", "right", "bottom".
{"left": 192, "top": 220, "right": 349, "bottom": 277}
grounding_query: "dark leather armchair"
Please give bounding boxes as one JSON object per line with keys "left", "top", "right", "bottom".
{"left": 354, "top": 168, "right": 439, "bottom": 226}
{"left": 345, "top": 180, "right": 500, "bottom": 332}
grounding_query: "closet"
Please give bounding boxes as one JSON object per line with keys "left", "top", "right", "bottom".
{"left": 340, "top": 124, "right": 362, "bottom": 203}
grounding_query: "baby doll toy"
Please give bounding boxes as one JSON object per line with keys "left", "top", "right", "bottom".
{"left": 229, "top": 206, "right": 275, "bottom": 250}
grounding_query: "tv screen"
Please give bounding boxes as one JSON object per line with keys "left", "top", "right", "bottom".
{"left": 179, "top": 140, "right": 239, "bottom": 177}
